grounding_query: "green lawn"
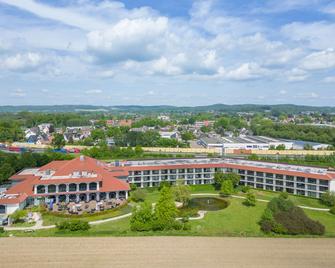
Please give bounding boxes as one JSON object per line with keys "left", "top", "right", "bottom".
{"left": 3, "top": 186, "right": 335, "bottom": 238}
{"left": 10, "top": 221, "right": 35, "bottom": 228}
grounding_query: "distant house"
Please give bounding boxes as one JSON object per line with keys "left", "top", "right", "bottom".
{"left": 159, "top": 131, "right": 179, "bottom": 139}
{"left": 130, "top": 126, "right": 155, "bottom": 133}
{"left": 158, "top": 115, "right": 170, "bottom": 121}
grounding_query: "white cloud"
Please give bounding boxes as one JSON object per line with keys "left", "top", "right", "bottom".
{"left": 300, "top": 49, "right": 335, "bottom": 70}
{"left": 1, "top": 52, "right": 44, "bottom": 72}
{"left": 87, "top": 17, "right": 168, "bottom": 62}
{"left": 281, "top": 22, "right": 335, "bottom": 50}
{"left": 97, "top": 69, "right": 115, "bottom": 78}
{"left": 0, "top": 0, "right": 108, "bottom": 31}
{"left": 225, "top": 63, "right": 269, "bottom": 80}
{"left": 286, "top": 68, "right": 308, "bottom": 81}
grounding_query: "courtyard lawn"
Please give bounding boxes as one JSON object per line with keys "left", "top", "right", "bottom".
{"left": 42, "top": 204, "right": 132, "bottom": 226}
{"left": 241, "top": 189, "right": 329, "bottom": 209}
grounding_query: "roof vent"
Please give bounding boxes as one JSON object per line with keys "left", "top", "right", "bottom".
{"left": 80, "top": 155, "right": 85, "bottom": 162}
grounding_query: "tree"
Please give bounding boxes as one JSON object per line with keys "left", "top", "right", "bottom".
{"left": 222, "top": 172, "right": 241, "bottom": 187}
{"left": 10, "top": 209, "right": 28, "bottom": 223}
{"left": 130, "top": 202, "right": 154, "bottom": 231}
{"left": 173, "top": 179, "right": 191, "bottom": 205}
{"left": 213, "top": 171, "right": 224, "bottom": 190}
{"left": 220, "top": 180, "right": 234, "bottom": 196}
{"left": 181, "top": 131, "right": 195, "bottom": 141}
{"left": 276, "top": 144, "right": 286, "bottom": 150}
{"left": 320, "top": 191, "right": 335, "bottom": 207}
{"left": 52, "top": 133, "right": 65, "bottom": 149}
{"left": 153, "top": 186, "right": 178, "bottom": 230}
{"left": 244, "top": 192, "right": 256, "bottom": 206}
{"left": 0, "top": 163, "right": 15, "bottom": 184}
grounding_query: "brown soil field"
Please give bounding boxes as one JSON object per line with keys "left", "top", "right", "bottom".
{"left": 0, "top": 237, "right": 335, "bottom": 268}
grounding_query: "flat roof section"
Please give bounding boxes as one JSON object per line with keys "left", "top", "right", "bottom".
{"left": 121, "top": 158, "right": 334, "bottom": 176}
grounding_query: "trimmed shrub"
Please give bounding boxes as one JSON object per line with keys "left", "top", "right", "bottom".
{"left": 260, "top": 196, "right": 325, "bottom": 235}
{"left": 56, "top": 220, "right": 90, "bottom": 231}
{"left": 329, "top": 206, "right": 335, "bottom": 215}
{"left": 0, "top": 227, "right": 4, "bottom": 233}
{"left": 320, "top": 191, "right": 335, "bottom": 207}
{"left": 130, "top": 188, "right": 146, "bottom": 202}
{"left": 241, "top": 185, "right": 250, "bottom": 193}
{"left": 243, "top": 192, "right": 256, "bottom": 206}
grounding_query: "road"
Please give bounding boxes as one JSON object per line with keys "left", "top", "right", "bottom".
{"left": 1, "top": 237, "right": 335, "bottom": 268}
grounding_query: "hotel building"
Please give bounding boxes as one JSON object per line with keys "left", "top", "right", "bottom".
{"left": 123, "top": 158, "right": 335, "bottom": 199}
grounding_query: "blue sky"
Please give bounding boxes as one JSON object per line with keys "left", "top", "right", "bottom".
{"left": 0, "top": 0, "right": 335, "bottom": 106}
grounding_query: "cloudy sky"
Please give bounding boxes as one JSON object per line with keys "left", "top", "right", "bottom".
{"left": 0, "top": 0, "right": 335, "bottom": 106}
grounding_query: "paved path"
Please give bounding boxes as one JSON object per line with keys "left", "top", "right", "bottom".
{"left": 4, "top": 212, "right": 132, "bottom": 231}
{"left": 1, "top": 237, "right": 335, "bottom": 268}
{"left": 191, "top": 193, "right": 331, "bottom": 211}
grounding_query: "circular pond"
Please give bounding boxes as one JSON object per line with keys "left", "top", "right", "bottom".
{"left": 186, "top": 197, "right": 229, "bottom": 211}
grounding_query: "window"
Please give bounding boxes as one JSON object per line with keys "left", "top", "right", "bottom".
{"left": 319, "top": 186, "right": 329, "bottom": 192}
{"left": 178, "top": 169, "right": 185, "bottom": 173}
{"left": 195, "top": 168, "right": 202, "bottom": 173}
{"left": 276, "top": 174, "right": 283, "bottom": 179}
{"left": 297, "top": 190, "right": 305, "bottom": 196}
{"left": 307, "top": 185, "right": 317, "bottom": 191}
{"left": 256, "top": 178, "right": 263, "bottom": 183}
{"left": 187, "top": 168, "right": 194, "bottom": 173}
{"left": 308, "top": 192, "right": 317, "bottom": 198}
{"left": 297, "top": 177, "right": 305, "bottom": 183}
{"left": 143, "top": 170, "right": 150, "bottom": 175}
{"left": 247, "top": 176, "right": 254, "bottom": 182}
{"left": 296, "top": 183, "right": 305, "bottom": 189}
{"left": 134, "top": 171, "right": 141, "bottom": 175}
{"left": 169, "top": 169, "right": 176, "bottom": 174}
{"left": 286, "top": 175, "right": 294, "bottom": 181}
{"left": 37, "top": 185, "right": 45, "bottom": 194}
{"left": 79, "top": 183, "right": 87, "bottom": 191}
{"left": 247, "top": 170, "right": 254, "bottom": 176}
{"left": 266, "top": 173, "right": 273, "bottom": 178}
{"left": 308, "top": 178, "right": 316, "bottom": 184}
{"left": 48, "top": 185, "right": 56, "bottom": 193}
{"left": 286, "top": 182, "right": 294, "bottom": 187}
{"left": 275, "top": 186, "right": 283, "bottom": 192}
{"left": 319, "top": 180, "right": 328, "bottom": 186}
{"left": 69, "top": 183, "right": 77, "bottom": 192}
{"left": 266, "top": 179, "right": 273, "bottom": 185}
{"left": 204, "top": 168, "right": 211, "bottom": 172}
{"left": 0, "top": 205, "right": 6, "bottom": 214}
{"left": 256, "top": 184, "right": 263, "bottom": 189}
{"left": 89, "top": 182, "right": 97, "bottom": 191}
{"left": 152, "top": 170, "right": 159, "bottom": 175}
{"left": 238, "top": 169, "right": 245, "bottom": 174}
{"left": 275, "top": 180, "right": 283, "bottom": 186}
{"left": 265, "top": 185, "right": 273, "bottom": 191}
{"left": 161, "top": 169, "right": 168, "bottom": 174}
{"left": 256, "top": 172, "right": 263, "bottom": 177}
{"left": 58, "top": 184, "right": 66, "bottom": 192}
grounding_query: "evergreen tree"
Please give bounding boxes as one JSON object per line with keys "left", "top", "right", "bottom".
{"left": 220, "top": 180, "right": 234, "bottom": 196}
{"left": 153, "top": 186, "right": 178, "bottom": 230}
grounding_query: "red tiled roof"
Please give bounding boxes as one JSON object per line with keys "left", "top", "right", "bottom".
{"left": 39, "top": 160, "right": 70, "bottom": 171}
{"left": 0, "top": 193, "right": 28, "bottom": 205}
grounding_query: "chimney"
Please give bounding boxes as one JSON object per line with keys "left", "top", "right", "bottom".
{"left": 80, "top": 155, "right": 85, "bottom": 162}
